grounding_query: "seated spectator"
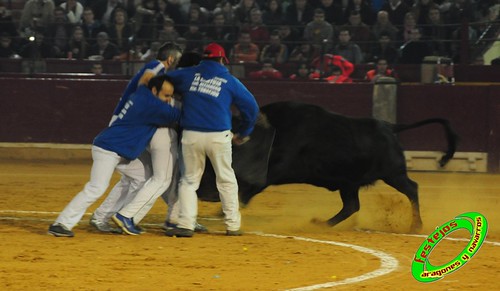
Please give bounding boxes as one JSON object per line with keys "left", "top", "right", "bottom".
{"left": 234, "top": 0, "right": 259, "bottom": 25}
{"left": 205, "top": 12, "right": 235, "bottom": 53}
{"left": 288, "top": 41, "right": 320, "bottom": 64}
{"left": 0, "top": 2, "right": 20, "bottom": 38}
{"left": 129, "top": 42, "right": 145, "bottom": 60}
{"left": 288, "top": 62, "right": 312, "bottom": 80}
{"left": 397, "top": 12, "right": 419, "bottom": 43}
{"left": 277, "top": 22, "right": 301, "bottom": 53}
{"left": 474, "top": 4, "right": 499, "bottom": 49}
{"left": 158, "top": 18, "right": 180, "bottom": 43}
{"left": 341, "top": 10, "right": 373, "bottom": 59}
{"left": 134, "top": 0, "right": 160, "bottom": 44}
{"left": 449, "top": 24, "right": 478, "bottom": 63}
{"left": 60, "top": 0, "right": 84, "bottom": 25}
{"left": 140, "top": 41, "right": 160, "bottom": 62}
{"left": 248, "top": 59, "right": 283, "bottom": 79}
{"left": 262, "top": 0, "right": 284, "bottom": 28}
{"left": 303, "top": 8, "right": 334, "bottom": 51}
{"left": 381, "top": 0, "right": 411, "bottom": 27}
{"left": 422, "top": 6, "right": 449, "bottom": 57}
{"left": 285, "top": 0, "right": 315, "bottom": 35}
{"left": 46, "top": 6, "right": 73, "bottom": 58}
{"left": 372, "top": 10, "right": 399, "bottom": 42}
{"left": 68, "top": 25, "right": 90, "bottom": 59}
{"left": 186, "top": 3, "right": 209, "bottom": 33}
{"left": 0, "top": 32, "right": 20, "bottom": 58}
{"left": 365, "top": 57, "right": 399, "bottom": 82}
{"left": 367, "top": 31, "right": 399, "bottom": 64}
{"left": 323, "top": 65, "right": 353, "bottom": 83}
{"left": 176, "top": 37, "right": 187, "bottom": 52}
{"left": 88, "top": 31, "right": 120, "bottom": 60}
{"left": 398, "top": 28, "right": 432, "bottom": 64}
{"left": 331, "top": 28, "right": 364, "bottom": 64}
{"left": 183, "top": 22, "right": 204, "bottom": 53}
{"left": 92, "top": 0, "right": 126, "bottom": 28}
{"left": 213, "top": 1, "right": 237, "bottom": 27}
{"left": 230, "top": 31, "right": 260, "bottom": 63}
{"left": 81, "top": 7, "right": 108, "bottom": 46}
{"left": 411, "top": 0, "right": 437, "bottom": 25}
{"left": 191, "top": 0, "right": 218, "bottom": 11}
{"left": 90, "top": 62, "right": 104, "bottom": 75}
{"left": 19, "top": 0, "right": 55, "bottom": 36}
{"left": 156, "top": 0, "right": 186, "bottom": 34}
{"left": 19, "top": 30, "right": 57, "bottom": 59}
{"left": 344, "top": 0, "right": 375, "bottom": 25}
{"left": 107, "top": 7, "right": 134, "bottom": 58}
{"left": 318, "top": 0, "right": 345, "bottom": 25}
{"left": 441, "top": 0, "right": 476, "bottom": 25}
{"left": 245, "top": 8, "right": 270, "bottom": 49}
{"left": 259, "top": 30, "right": 288, "bottom": 64}
{"left": 310, "top": 54, "right": 354, "bottom": 82}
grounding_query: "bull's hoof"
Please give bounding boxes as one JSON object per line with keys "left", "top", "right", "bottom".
{"left": 310, "top": 218, "right": 328, "bottom": 225}
{"left": 409, "top": 222, "right": 423, "bottom": 234}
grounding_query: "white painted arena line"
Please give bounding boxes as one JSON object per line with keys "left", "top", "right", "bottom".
{"left": 3, "top": 210, "right": 499, "bottom": 290}
{"left": 0, "top": 210, "right": 399, "bottom": 291}
{"left": 251, "top": 232, "right": 399, "bottom": 290}
{"left": 1, "top": 210, "right": 398, "bottom": 289}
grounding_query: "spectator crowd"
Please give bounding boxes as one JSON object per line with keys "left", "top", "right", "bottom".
{"left": 0, "top": 0, "right": 499, "bottom": 79}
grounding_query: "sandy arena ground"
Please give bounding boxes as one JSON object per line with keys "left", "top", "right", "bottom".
{"left": 0, "top": 160, "right": 499, "bottom": 290}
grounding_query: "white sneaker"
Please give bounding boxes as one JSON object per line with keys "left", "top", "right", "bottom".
{"left": 89, "top": 214, "right": 122, "bottom": 233}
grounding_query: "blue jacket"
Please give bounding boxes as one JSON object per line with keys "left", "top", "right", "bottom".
{"left": 167, "top": 60, "right": 259, "bottom": 137}
{"left": 94, "top": 85, "right": 180, "bottom": 160}
{"left": 113, "top": 60, "right": 166, "bottom": 115}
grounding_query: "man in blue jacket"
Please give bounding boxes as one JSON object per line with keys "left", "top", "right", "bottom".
{"left": 89, "top": 42, "right": 184, "bottom": 234}
{"left": 48, "top": 75, "right": 180, "bottom": 237}
{"left": 165, "top": 43, "right": 259, "bottom": 237}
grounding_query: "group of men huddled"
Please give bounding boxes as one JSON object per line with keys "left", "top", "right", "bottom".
{"left": 48, "top": 42, "right": 260, "bottom": 238}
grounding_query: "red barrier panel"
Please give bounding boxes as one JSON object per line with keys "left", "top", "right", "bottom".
{"left": 1, "top": 77, "right": 499, "bottom": 172}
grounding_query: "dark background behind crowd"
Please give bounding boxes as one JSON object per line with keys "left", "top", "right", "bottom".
{"left": 1, "top": 0, "right": 499, "bottom": 78}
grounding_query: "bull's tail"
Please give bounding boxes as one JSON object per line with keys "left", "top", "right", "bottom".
{"left": 391, "top": 118, "right": 459, "bottom": 167}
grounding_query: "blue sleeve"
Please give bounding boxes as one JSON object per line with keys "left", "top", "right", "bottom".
{"left": 139, "top": 86, "right": 181, "bottom": 126}
{"left": 231, "top": 77, "right": 259, "bottom": 137}
{"left": 113, "top": 61, "right": 165, "bottom": 115}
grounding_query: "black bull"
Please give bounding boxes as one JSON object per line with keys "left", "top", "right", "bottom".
{"left": 197, "top": 101, "right": 458, "bottom": 232}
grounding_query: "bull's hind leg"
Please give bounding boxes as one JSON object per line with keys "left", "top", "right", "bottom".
{"left": 320, "top": 187, "right": 360, "bottom": 227}
{"left": 383, "top": 175, "right": 422, "bottom": 233}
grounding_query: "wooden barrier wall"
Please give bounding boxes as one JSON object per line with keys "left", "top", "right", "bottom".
{"left": 0, "top": 77, "right": 499, "bottom": 172}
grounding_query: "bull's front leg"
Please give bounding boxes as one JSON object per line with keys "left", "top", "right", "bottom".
{"left": 312, "top": 187, "right": 360, "bottom": 227}
{"left": 410, "top": 201, "right": 423, "bottom": 233}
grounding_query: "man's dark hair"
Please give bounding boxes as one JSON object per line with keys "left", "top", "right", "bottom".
{"left": 203, "top": 56, "right": 225, "bottom": 63}
{"left": 148, "top": 75, "right": 174, "bottom": 92}
{"left": 178, "top": 52, "right": 202, "bottom": 68}
{"left": 157, "top": 42, "right": 182, "bottom": 61}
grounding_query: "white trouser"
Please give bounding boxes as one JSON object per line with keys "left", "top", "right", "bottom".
{"left": 54, "top": 146, "right": 147, "bottom": 230}
{"left": 119, "top": 127, "right": 178, "bottom": 223}
{"left": 92, "top": 151, "right": 152, "bottom": 222}
{"left": 177, "top": 130, "right": 240, "bottom": 231}
{"left": 161, "top": 163, "right": 180, "bottom": 224}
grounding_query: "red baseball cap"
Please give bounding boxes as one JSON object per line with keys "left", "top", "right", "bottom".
{"left": 203, "top": 42, "right": 229, "bottom": 64}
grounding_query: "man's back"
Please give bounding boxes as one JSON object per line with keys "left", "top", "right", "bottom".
{"left": 168, "top": 60, "right": 257, "bottom": 137}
